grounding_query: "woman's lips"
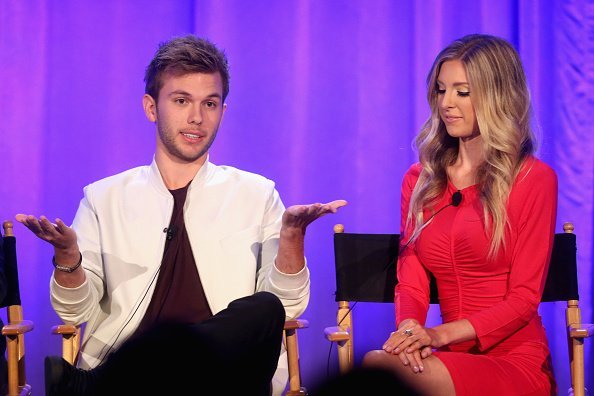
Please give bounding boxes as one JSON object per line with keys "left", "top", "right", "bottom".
{"left": 443, "top": 115, "right": 461, "bottom": 123}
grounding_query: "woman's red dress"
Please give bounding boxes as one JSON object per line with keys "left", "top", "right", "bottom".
{"left": 396, "top": 157, "right": 558, "bottom": 395}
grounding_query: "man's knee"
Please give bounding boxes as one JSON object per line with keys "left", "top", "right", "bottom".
{"left": 248, "top": 292, "right": 285, "bottom": 334}
{"left": 252, "top": 291, "right": 284, "bottom": 317}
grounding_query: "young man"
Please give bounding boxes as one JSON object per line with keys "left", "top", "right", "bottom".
{"left": 17, "top": 35, "right": 346, "bottom": 395}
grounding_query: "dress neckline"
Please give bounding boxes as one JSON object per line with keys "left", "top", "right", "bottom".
{"left": 446, "top": 179, "right": 479, "bottom": 206}
{"left": 447, "top": 178, "right": 478, "bottom": 192}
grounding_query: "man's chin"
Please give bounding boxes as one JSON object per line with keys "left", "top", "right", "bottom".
{"left": 178, "top": 150, "right": 209, "bottom": 164}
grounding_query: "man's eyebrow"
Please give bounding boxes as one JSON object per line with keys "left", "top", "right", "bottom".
{"left": 167, "top": 90, "right": 191, "bottom": 97}
{"left": 204, "top": 92, "right": 222, "bottom": 100}
{"left": 167, "top": 90, "right": 222, "bottom": 99}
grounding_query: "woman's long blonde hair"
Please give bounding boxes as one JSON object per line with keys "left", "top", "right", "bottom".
{"left": 407, "top": 34, "right": 536, "bottom": 258}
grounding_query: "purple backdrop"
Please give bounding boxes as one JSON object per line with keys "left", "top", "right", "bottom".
{"left": 1, "top": 0, "right": 592, "bottom": 393}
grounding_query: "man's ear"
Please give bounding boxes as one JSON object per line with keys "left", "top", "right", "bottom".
{"left": 143, "top": 94, "right": 157, "bottom": 122}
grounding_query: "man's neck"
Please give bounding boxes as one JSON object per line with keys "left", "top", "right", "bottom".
{"left": 155, "top": 152, "right": 206, "bottom": 190}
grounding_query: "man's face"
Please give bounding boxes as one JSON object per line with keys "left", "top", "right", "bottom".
{"left": 144, "top": 71, "right": 226, "bottom": 164}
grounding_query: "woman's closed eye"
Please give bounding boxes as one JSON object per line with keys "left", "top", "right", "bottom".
{"left": 436, "top": 88, "right": 470, "bottom": 97}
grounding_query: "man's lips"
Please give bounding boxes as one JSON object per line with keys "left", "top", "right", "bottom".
{"left": 181, "top": 130, "right": 205, "bottom": 139}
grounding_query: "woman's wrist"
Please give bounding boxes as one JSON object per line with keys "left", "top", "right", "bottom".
{"left": 429, "top": 325, "right": 448, "bottom": 347}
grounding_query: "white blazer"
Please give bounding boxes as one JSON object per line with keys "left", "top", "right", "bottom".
{"left": 50, "top": 159, "right": 310, "bottom": 394}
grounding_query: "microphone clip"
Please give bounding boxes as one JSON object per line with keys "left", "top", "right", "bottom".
{"left": 451, "top": 190, "right": 463, "bottom": 207}
{"left": 164, "top": 226, "right": 177, "bottom": 240}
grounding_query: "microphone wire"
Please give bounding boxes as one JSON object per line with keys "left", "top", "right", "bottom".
{"left": 326, "top": 300, "right": 358, "bottom": 379}
{"left": 325, "top": 190, "right": 462, "bottom": 379}
{"left": 399, "top": 190, "right": 462, "bottom": 254}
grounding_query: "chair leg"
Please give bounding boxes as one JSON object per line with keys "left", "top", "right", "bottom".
{"left": 337, "top": 339, "right": 353, "bottom": 375}
{"left": 570, "top": 335, "right": 585, "bottom": 396}
{"left": 336, "top": 302, "right": 354, "bottom": 374}
{"left": 284, "top": 327, "right": 306, "bottom": 395}
{"left": 52, "top": 324, "right": 81, "bottom": 365}
{"left": 62, "top": 331, "right": 80, "bottom": 365}
{"left": 284, "top": 320, "right": 309, "bottom": 395}
{"left": 567, "top": 300, "right": 585, "bottom": 396}
{"left": 6, "top": 335, "right": 19, "bottom": 396}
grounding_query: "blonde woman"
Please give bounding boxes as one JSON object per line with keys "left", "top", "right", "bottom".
{"left": 363, "top": 34, "right": 557, "bottom": 395}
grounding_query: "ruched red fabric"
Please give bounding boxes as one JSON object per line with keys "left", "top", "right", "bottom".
{"left": 395, "top": 157, "right": 557, "bottom": 396}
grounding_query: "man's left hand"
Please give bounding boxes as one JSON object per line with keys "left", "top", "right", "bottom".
{"left": 282, "top": 200, "right": 347, "bottom": 232}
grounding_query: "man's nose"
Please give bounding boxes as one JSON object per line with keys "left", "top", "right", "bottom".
{"left": 188, "top": 105, "right": 203, "bottom": 125}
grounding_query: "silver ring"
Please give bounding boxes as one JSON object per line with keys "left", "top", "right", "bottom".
{"left": 404, "top": 329, "right": 413, "bottom": 337}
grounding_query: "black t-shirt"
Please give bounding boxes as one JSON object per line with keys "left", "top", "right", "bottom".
{"left": 135, "top": 184, "right": 212, "bottom": 336}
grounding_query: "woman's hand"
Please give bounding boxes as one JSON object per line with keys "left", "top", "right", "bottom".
{"left": 382, "top": 319, "right": 442, "bottom": 373}
{"left": 381, "top": 320, "right": 428, "bottom": 373}
{"left": 398, "top": 323, "right": 444, "bottom": 354}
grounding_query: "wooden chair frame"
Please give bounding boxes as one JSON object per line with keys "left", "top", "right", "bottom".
{"left": 325, "top": 222, "right": 593, "bottom": 395}
{"left": 1, "top": 221, "right": 33, "bottom": 396}
{"left": 53, "top": 315, "right": 309, "bottom": 395}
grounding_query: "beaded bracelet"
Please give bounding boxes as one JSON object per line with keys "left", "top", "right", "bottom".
{"left": 52, "top": 252, "right": 83, "bottom": 273}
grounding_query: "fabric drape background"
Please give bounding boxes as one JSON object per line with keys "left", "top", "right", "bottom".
{"left": 1, "top": 0, "right": 592, "bottom": 393}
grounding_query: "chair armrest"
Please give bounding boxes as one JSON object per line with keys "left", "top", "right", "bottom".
{"left": 324, "top": 326, "right": 350, "bottom": 342}
{"left": 569, "top": 324, "right": 594, "bottom": 338}
{"left": 52, "top": 324, "right": 78, "bottom": 336}
{"left": 52, "top": 324, "right": 82, "bottom": 365}
{"left": 284, "top": 319, "right": 309, "bottom": 331}
{"left": 1, "top": 320, "right": 34, "bottom": 335}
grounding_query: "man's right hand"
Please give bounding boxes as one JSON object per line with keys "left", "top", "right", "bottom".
{"left": 15, "top": 214, "right": 78, "bottom": 253}
{"left": 16, "top": 214, "right": 85, "bottom": 285}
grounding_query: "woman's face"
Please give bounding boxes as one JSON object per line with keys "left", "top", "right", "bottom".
{"left": 436, "top": 59, "right": 479, "bottom": 140}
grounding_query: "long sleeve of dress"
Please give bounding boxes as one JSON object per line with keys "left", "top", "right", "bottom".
{"left": 395, "top": 163, "right": 431, "bottom": 326}
{"left": 467, "top": 160, "right": 558, "bottom": 350}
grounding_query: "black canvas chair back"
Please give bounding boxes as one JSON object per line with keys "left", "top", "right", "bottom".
{"left": 541, "top": 231, "right": 578, "bottom": 302}
{"left": 541, "top": 223, "right": 591, "bottom": 396}
{"left": 1, "top": 221, "right": 33, "bottom": 396}
{"left": 333, "top": 231, "right": 438, "bottom": 304}
{"left": 1, "top": 224, "right": 22, "bottom": 310}
{"left": 333, "top": 232, "right": 398, "bottom": 303}
{"left": 325, "top": 222, "right": 592, "bottom": 396}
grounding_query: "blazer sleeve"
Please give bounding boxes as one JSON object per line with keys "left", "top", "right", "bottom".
{"left": 466, "top": 160, "right": 558, "bottom": 350}
{"left": 395, "top": 164, "right": 432, "bottom": 326}
{"left": 50, "top": 187, "right": 105, "bottom": 324}
{"left": 256, "top": 184, "right": 310, "bottom": 320}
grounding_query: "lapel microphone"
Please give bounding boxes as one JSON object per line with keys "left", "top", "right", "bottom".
{"left": 164, "top": 226, "right": 178, "bottom": 240}
{"left": 451, "top": 190, "right": 463, "bottom": 207}
{"left": 399, "top": 190, "right": 463, "bottom": 254}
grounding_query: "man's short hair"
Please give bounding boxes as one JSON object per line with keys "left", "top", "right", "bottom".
{"left": 144, "top": 35, "right": 230, "bottom": 102}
